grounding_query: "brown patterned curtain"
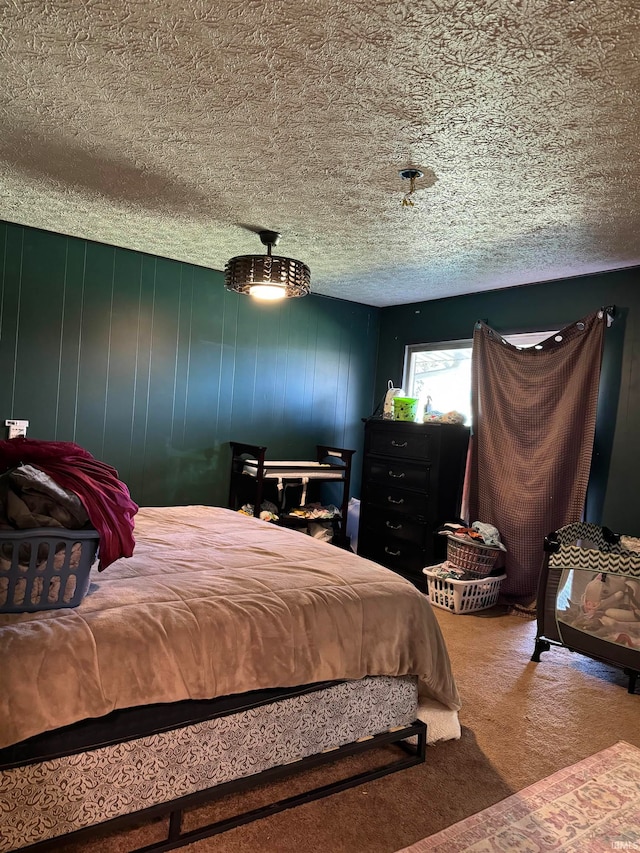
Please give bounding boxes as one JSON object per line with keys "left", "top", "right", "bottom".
{"left": 467, "top": 310, "right": 610, "bottom": 605}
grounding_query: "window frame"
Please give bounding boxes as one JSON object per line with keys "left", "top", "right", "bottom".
{"left": 403, "top": 330, "right": 560, "bottom": 424}
{"left": 403, "top": 339, "right": 472, "bottom": 396}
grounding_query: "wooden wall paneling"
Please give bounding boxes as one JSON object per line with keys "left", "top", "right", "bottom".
{"left": 162, "top": 263, "right": 196, "bottom": 506}
{"left": 211, "top": 284, "right": 239, "bottom": 456}
{"left": 74, "top": 241, "right": 116, "bottom": 456}
{"left": 268, "top": 298, "right": 295, "bottom": 445}
{"left": 230, "top": 292, "right": 263, "bottom": 444}
{"left": 298, "top": 300, "right": 320, "bottom": 446}
{"left": 277, "top": 300, "right": 317, "bottom": 459}
{"left": 0, "top": 222, "right": 23, "bottom": 420}
{"left": 126, "top": 253, "right": 155, "bottom": 503}
{"left": 12, "top": 229, "right": 67, "bottom": 438}
{"left": 101, "top": 248, "right": 144, "bottom": 482}
{"left": 250, "top": 300, "right": 287, "bottom": 445}
{"left": 138, "top": 256, "right": 183, "bottom": 505}
{"left": 55, "top": 237, "right": 87, "bottom": 441}
{"left": 311, "top": 303, "right": 343, "bottom": 447}
{"left": 178, "top": 265, "right": 226, "bottom": 507}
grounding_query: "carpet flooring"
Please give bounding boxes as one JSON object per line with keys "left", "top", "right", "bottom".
{"left": 58, "top": 604, "right": 640, "bottom": 853}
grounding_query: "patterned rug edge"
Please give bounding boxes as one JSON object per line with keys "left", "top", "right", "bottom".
{"left": 395, "top": 740, "right": 640, "bottom": 852}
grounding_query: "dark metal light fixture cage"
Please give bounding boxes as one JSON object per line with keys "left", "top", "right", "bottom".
{"left": 224, "top": 230, "right": 311, "bottom": 299}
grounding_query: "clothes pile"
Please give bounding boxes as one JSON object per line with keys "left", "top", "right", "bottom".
{"left": 432, "top": 520, "right": 507, "bottom": 580}
{"left": 286, "top": 502, "right": 341, "bottom": 520}
{"left": 0, "top": 438, "right": 138, "bottom": 570}
{"left": 437, "top": 521, "right": 507, "bottom": 551}
{"left": 238, "top": 500, "right": 279, "bottom": 522}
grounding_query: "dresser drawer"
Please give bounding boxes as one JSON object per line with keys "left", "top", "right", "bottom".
{"left": 367, "top": 426, "right": 434, "bottom": 460}
{"left": 360, "top": 509, "right": 427, "bottom": 546}
{"left": 366, "top": 458, "right": 430, "bottom": 492}
{"left": 358, "top": 534, "right": 431, "bottom": 575}
{"left": 364, "top": 483, "right": 431, "bottom": 518}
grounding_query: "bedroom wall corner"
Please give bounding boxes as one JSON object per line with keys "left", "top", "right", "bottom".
{"left": 374, "top": 269, "right": 640, "bottom": 536}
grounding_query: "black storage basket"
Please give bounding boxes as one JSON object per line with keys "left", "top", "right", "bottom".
{"left": 0, "top": 528, "right": 99, "bottom": 613}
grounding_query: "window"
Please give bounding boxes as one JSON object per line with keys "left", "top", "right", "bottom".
{"left": 404, "top": 331, "right": 557, "bottom": 426}
{"left": 404, "top": 340, "right": 473, "bottom": 424}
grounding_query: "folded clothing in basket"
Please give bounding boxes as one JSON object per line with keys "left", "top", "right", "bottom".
{"left": 424, "top": 564, "right": 507, "bottom": 614}
{"left": 430, "top": 560, "right": 492, "bottom": 582}
{"left": 0, "top": 438, "right": 138, "bottom": 570}
{"left": 1, "top": 464, "right": 90, "bottom": 530}
{"left": 0, "top": 464, "right": 91, "bottom": 572}
{"left": 0, "top": 464, "right": 101, "bottom": 610}
{"left": 438, "top": 521, "right": 507, "bottom": 551}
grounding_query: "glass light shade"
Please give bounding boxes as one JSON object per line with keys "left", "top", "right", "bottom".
{"left": 248, "top": 283, "right": 287, "bottom": 300}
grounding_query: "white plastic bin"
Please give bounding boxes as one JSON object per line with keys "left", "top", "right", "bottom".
{"left": 423, "top": 567, "right": 506, "bottom": 614}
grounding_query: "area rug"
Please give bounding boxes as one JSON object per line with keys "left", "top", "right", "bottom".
{"left": 396, "top": 741, "right": 640, "bottom": 852}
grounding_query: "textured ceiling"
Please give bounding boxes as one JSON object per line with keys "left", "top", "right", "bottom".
{"left": 1, "top": 1, "right": 639, "bottom": 307}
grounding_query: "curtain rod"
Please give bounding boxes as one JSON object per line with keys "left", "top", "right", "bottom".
{"left": 476, "top": 306, "right": 616, "bottom": 332}
{"left": 599, "top": 305, "right": 616, "bottom": 326}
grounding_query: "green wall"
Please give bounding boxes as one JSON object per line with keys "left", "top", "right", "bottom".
{"left": 0, "top": 221, "right": 379, "bottom": 506}
{"left": 376, "top": 270, "right": 640, "bottom": 535}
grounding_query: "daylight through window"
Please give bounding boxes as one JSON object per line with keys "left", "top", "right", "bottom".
{"left": 403, "top": 331, "right": 558, "bottom": 426}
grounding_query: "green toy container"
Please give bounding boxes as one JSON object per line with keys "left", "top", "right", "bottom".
{"left": 392, "top": 397, "right": 419, "bottom": 421}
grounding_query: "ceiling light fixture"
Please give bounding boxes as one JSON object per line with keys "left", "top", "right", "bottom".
{"left": 224, "top": 230, "right": 311, "bottom": 300}
{"left": 399, "top": 168, "right": 423, "bottom": 207}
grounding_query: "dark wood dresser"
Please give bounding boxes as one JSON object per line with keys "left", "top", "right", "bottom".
{"left": 357, "top": 419, "right": 470, "bottom": 587}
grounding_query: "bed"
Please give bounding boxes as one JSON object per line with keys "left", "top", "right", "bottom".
{"left": 0, "top": 505, "right": 461, "bottom": 852}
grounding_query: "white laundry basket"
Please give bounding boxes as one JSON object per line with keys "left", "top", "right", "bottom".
{"left": 423, "top": 567, "right": 506, "bottom": 614}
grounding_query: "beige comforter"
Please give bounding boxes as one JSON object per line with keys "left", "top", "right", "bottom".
{"left": 0, "top": 506, "right": 460, "bottom": 750}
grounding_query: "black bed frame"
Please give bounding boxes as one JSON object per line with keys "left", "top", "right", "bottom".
{"left": 17, "top": 721, "right": 426, "bottom": 852}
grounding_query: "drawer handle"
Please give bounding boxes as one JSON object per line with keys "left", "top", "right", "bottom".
{"left": 387, "top": 496, "right": 405, "bottom": 505}
{"left": 388, "top": 470, "right": 405, "bottom": 479}
{"left": 391, "top": 440, "right": 408, "bottom": 448}
{"left": 385, "top": 521, "right": 402, "bottom": 530}
{"left": 384, "top": 546, "right": 401, "bottom": 556}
